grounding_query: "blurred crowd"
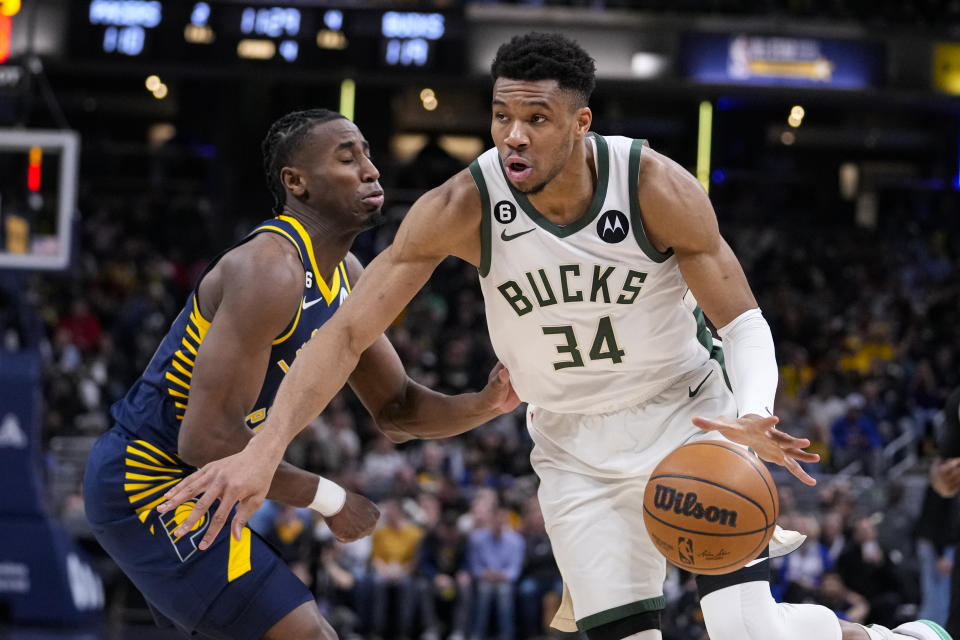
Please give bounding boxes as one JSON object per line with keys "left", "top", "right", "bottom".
{"left": 1, "top": 140, "right": 958, "bottom": 639}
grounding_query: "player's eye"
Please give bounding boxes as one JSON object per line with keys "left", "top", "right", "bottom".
{"left": 531, "top": 114, "right": 546, "bottom": 124}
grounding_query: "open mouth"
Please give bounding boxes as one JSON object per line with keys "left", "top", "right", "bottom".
{"left": 504, "top": 158, "right": 533, "bottom": 183}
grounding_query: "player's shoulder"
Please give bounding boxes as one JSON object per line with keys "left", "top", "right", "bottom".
{"left": 344, "top": 251, "right": 364, "bottom": 281}
{"left": 638, "top": 144, "right": 707, "bottom": 207}
{"left": 420, "top": 167, "right": 482, "bottom": 217}
{"left": 636, "top": 144, "right": 719, "bottom": 251}
{"left": 219, "top": 233, "right": 304, "bottom": 304}
{"left": 393, "top": 167, "right": 483, "bottom": 264}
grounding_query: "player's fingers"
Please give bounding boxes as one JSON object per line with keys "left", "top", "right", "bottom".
{"left": 159, "top": 469, "right": 208, "bottom": 512}
{"left": 784, "top": 447, "right": 820, "bottom": 463}
{"left": 691, "top": 416, "right": 729, "bottom": 431}
{"left": 198, "top": 496, "right": 235, "bottom": 550}
{"left": 785, "top": 457, "right": 817, "bottom": 486}
{"left": 172, "top": 489, "right": 218, "bottom": 538}
{"left": 231, "top": 498, "right": 260, "bottom": 541}
{"left": 769, "top": 430, "right": 811, "bottom": 449}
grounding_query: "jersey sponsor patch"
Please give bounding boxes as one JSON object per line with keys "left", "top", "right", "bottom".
{"left": 597, "top": 210, "right": 629, "bottom": 244}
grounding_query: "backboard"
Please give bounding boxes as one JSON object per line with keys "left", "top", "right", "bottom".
{"left": 0, "top": 129, "right": 79, "bottom": 271}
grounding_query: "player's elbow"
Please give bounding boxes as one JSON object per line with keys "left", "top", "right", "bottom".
{"left": 374, "top": 400, "right": 417, "bottom": 444}
{"left": 177, "top": 423, "right": 218, "bottom": 467}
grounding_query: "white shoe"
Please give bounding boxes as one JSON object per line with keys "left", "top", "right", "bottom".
{"left": 768, "top": 524, "right": 806, "bottom": 558}
{"left": 892, "top": 620, "right": 953, "bottom": 640}
{"left": 869, "top": 620, "right": 953, "bottom": 640}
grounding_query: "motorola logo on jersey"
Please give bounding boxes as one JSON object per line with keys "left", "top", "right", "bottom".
{"left": 494, "top": 200, "right": 517, "bottom": 224}
{"left": 597, "top": 210, "right": 629, "bottom": 243}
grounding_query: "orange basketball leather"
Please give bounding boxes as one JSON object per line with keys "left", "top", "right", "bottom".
{"left": 642, "top": 440, "right": 779, "bottom": 575}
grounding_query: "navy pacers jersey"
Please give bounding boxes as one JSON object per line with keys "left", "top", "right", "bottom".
{"left": 84, "top": 214, "right": 348, "bottom": 638}
{"left": 111, "top": 213, "right": 350, "bottom": 452}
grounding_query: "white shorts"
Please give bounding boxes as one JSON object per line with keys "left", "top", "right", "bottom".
{"left": 527, "top": 358, "right": 736, "bottom": 631}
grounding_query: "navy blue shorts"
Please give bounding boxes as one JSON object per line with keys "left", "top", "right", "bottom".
{"left": 83, "top": 427, "right": 314, "bottom": 639}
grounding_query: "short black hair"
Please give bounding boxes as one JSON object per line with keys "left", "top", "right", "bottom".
{"left": 490, "top": 32, "right": 596, "bottom": 107}
{"left": 261, "top": 108, "right": 346, "bottom": 215}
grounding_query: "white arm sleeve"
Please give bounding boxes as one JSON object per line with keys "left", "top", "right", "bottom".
{"left": 716, "top": 308, "right": 778, "bottom": 418}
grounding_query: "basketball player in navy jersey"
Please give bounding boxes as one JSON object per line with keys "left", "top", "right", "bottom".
{"left": 83, "top": 109, "right": 520, "bottom": 640}
{"left": 161, "top": 36, "right": 950, "bottom": 640}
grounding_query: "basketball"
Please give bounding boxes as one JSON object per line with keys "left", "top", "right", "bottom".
{"left": 642, "top": 440, "right": 779, "bottom": 575}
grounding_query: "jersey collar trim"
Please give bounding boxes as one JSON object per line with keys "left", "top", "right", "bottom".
{"left": 497, "top": 131, "right": 609, "bottom": 239}
{"left": 276, "top": 214, "right": 341, "bottom": 305}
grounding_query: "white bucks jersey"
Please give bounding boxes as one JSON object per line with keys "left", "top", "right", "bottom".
{"left": 471, "top": 133, "right": 722, "bottom": 414}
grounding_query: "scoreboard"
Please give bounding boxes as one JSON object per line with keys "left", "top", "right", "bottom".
{"left": 69, "top": 1, "right": 465, "bottom": 74}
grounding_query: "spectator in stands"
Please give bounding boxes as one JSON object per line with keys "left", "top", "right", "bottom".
{"left": 416, "top": 509, "right": 471, "bottom": 640}
{"left": 914, "top": 475, "right": 955, "bottom": 626}
{"left": 365, "top": 498, "right": 424, "bottom": 640}
{"left": 775, "top": 513, "right": 832, "bottom": 603}
{"left": 836, "top": 515, "right": 908, "bottom": 627}
{"left": 363, "top": 434, "right": 415, "bottom": 501}
{"left": 929, "top": 386, "right": 960, "bottom": 637}
{"left": 466, "top": 507, "right": 525, "bottom": 640}
{"left": 248, "top": 501, "right": 314, "bottom": 586}
{"left": 517, "top": 496, "right": 562, "bottom": 639}
{"left": 816, "top": 571, "right": 869, "bottom": 624}
{"left": 316, "top": 523, "right": 372, "bottom": 640}
{"left": 830, "top": 393, "right": 883, "bottom": 474}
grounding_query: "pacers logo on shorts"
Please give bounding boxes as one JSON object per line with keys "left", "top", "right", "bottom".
{"left": 158, "top": 499, "right": 210, "bottom": 562}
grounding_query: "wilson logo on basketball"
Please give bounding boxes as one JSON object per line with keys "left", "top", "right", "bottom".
{"left": 651, "top": 484, "right": 739, "bottom": 528}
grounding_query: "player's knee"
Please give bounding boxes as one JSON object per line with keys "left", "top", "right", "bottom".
{"left": 700, "top": 583, "right": 785, "bottom": 640}
{"left": 584, "top": 609, "right": 661, "bottom": 640}
{"left": 263, "top": 602, "right": 338, "bottom": 640}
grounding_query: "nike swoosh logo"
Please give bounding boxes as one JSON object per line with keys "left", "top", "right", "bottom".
{"left": 302, "top": 297, "right": 324, "bottom": 310}
{"left": 688, "top": 370, "right": 713, "bottom": 398}
{"left": 501, "top": 228, "right": 535, "bottom": 241}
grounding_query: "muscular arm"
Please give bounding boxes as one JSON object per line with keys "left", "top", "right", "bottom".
{"left": 252, "top": 171, "right": 483, "bottom": 461}
{"left": 177, "top": 234, "right": 319, "bottom": 507}
{"left": 638, "top": 146, "right": 819, "bottom": 484}
{"left": 636, "top": 147, "right": 755, "bottom": 326}
{"left": 161, "top": 170, "right": 486, "bottom": 540}
{"left": 343, "top": 253, "right": 518, "bottom": 444}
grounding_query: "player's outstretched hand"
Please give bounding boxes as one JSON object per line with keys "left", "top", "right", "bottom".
{"left": 482, "top": 362, "right": 521, "bottom": 415}
{"left": 158, "top": 443, "right": 278, "bottom": 549}
{"left": 325, "top": 491, "right": 380, "bottom": 542}
{"left": 692, "top": 413, "right": 820, "bottom": 486}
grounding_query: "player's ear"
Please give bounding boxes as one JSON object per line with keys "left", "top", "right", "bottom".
{"left": 575, "top": 106, "right": 592, "bottom": 137}
{"left": 281, "top": 166, "right": 306, "bottom": 197}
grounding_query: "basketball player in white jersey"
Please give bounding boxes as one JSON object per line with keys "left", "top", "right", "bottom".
{"left": 161, "top": 33, "right": 950, "bottom": 640}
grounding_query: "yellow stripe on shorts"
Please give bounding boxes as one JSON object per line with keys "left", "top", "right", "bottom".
{"left": 228, "top": 527, "right": 252, "bottom": 582}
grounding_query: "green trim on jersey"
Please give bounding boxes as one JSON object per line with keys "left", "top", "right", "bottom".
{"left": 693, "top": 304, "right": 731, "bottom": 389}
{"left": 576, "top": 595, "right": 666, "bottom": 631}
{"left": 628, "top": 138, "right": 674, "bottom": 263}
{"left": 469, "top": 159, "right": 493, "bottom": 277}
{"left": 498, "top": 132, "right": 610, "bottom": 238}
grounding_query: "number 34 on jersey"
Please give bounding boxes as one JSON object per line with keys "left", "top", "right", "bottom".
{"left": 495, "top": 263, "right": 647, "bottom": 370}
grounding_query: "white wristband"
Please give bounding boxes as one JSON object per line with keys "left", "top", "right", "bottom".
{"left": 308, "top": 476, "right": 346, "bottom": 517}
